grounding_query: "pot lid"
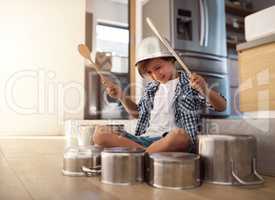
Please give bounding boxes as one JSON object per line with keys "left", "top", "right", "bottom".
{"left": 149, "top": 152, "right": 199, "bottom": 163}
{"left": 103, "top": 147, "right": 145, "bottom": 153}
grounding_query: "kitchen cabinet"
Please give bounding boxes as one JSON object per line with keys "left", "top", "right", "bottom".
{"left": 237, "top": 34, "right": 275, "bottom": 112}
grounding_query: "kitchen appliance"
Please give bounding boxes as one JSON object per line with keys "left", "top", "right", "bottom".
{"left": 143, "top": 0, "right": 230, "bottom": 117}
{"left": 197, "top": 134, "right": 264, "bottom": 185}
{"left": 62, "top": 145, "right": 102, "bottom": 176}
{"left": 143, "top": 0, "right": 226, "bottom": 56}
{"left": 101, "top": 147, "right": 145, "bottom": 185}
{"left": 146, "top": 152, "right": 200, "bottom": 189}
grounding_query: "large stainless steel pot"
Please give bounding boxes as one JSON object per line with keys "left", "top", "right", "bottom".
{"left": 146, "top": 152, "right": 200, "bottom": 189}
{"left": 101, "top": 147, "right": 145, "bottom": 185}
{"left": 198, "top": 134, "right": 264, "bottom": 185}
{"left": 62, "top": 145, "right": 102, "bottom": 176}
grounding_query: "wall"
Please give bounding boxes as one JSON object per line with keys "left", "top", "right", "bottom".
{"left": 0, "top": 0, "right": 86, "bottom": 135}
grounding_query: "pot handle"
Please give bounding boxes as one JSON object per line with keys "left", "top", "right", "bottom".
{"left": 81, "top": 166, "right": 101, "bottom": 176}
{"left": 231, "top": 158, "right": 264, "bottom": 185}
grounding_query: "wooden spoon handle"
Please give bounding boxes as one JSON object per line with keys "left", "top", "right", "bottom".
{"left": 146, "top": 17, "right": 191, "bottom": 77}
{"left": 86, "top": 62, "right": 108, "bottom": 84}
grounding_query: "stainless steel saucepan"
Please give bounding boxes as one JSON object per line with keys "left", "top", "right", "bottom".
{"left": 62, "top": 145, "right": 102, "bottom": 176}
{"left": 198, "top": 134, "right": 264, "bottom": 185}
{"left": 101, "top": 147, "right": 145, "bottom": 185}
{"left": 146, "top": 152, "right": 201, "bottom": 189}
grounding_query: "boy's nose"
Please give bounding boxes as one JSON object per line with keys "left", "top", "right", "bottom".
{"left": 156, "top": 69, "right": 163, "bottom": 76}
{"left": 156, "top": 72, "right": 162, "bottom": 78}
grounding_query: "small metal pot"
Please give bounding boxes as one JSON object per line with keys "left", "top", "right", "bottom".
{"left": 146, "top": 152, "right": 201, "bottom": 189}
{"left": 62, "top": 145, "right": 102, "bottom": 176}
{"left": 101, "top": 147, "right": 145, "bottom": 185}
{"left": 198, "top": 134, "right": 264, "bottom": 185}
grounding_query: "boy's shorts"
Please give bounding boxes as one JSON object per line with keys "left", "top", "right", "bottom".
{"left": 120, "top": 130, "right": 195, "bottom": 153}
{"left": 121, "top": 130, "right": 162, "bottom": 147}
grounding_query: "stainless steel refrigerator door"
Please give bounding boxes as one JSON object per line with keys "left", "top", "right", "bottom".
{"left": 172, "top": 0, "right": 226, "bottom": 57}
{"left": 178, "top": 51, "right": 228, "bottom": 74}
{"left": 171, "top": 0, "right": 201, "bottom": 50}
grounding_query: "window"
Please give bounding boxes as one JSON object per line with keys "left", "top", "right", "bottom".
{"left": 96, "top": 22, "right": 129, "bottom": 73}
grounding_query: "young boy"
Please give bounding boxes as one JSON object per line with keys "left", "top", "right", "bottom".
{"left": 93, "top": 36, "right": 226, "bottom": 153}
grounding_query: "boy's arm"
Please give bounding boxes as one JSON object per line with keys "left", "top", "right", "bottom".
{"left": 204, "top": 88, "right": 227, "bottom": 112}
{"left": 190, "top": 73, "right": 227, "bottom": 112}
{"left": 104, "top": 80, "right": 139, "bottom": 118}
{"left": 119, "top": 94, "right": 139, "bottom": 118}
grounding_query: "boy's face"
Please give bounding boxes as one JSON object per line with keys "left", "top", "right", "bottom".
{"left": 145, "top": 58, "right": 175, "bottom": 84}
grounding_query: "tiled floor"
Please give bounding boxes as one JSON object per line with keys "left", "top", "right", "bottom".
{"left": 0, "top": 137, "right": 274, "bottom": 200}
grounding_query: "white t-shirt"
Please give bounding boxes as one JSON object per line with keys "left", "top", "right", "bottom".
{"left": 144, "top": 78, "right": 179, "bottom": 137}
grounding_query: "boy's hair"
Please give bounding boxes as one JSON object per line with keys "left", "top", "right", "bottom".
{"left": 137, "top": 57, "right": 176, "bottom": 77}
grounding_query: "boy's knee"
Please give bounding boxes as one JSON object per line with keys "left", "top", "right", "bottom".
{"left": 168, "top": 128, "right": 191, "bottom": 150}
{"left": 93, "top": 131, "right": 102, "bottom": 146}
{"left": 93, "top": 125, "right": 109, "bottom": 145}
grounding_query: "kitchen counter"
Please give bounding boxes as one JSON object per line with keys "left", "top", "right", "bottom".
{"left": 0, "top": 136, "right": 275, "bottom": 200}
{"left": 237, "top": 34, "right": 275, "bottom": 51}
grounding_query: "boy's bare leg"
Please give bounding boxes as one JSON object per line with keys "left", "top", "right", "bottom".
{"left": 93, "top": 125, "right": 144, "bottom": 149}
{"left": 145, "top": 128, "right": 191, "bottom": 153}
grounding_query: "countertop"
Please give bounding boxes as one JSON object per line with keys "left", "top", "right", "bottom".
{"left": 237, "top": 34, "right": 275, "bottom": 51}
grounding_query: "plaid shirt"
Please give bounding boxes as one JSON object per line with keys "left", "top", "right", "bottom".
{"left": 135, "top": 72, "right": 210, "bottom": 144}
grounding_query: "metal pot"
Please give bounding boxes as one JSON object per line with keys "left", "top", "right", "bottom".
{"left": 101, "top": 147, "right": 145, "bottom": 185}
{"left": 62, "top": 145, "right": 102, "bottom": 176}
{"left": 146, "top": 152, "right": 200, "bottom": 189}
{"left": 197, "top": 134, "right": 264, "bottom": 185}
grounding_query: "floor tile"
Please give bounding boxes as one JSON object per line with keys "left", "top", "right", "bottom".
{"left": 0, "top": 152, "right": 32, "bottom": 200}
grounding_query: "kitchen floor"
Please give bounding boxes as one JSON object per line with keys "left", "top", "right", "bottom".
{"left": 0, "top": 137, "right": 274, "bottom": 200}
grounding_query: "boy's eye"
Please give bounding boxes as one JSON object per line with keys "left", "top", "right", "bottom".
{"left": 154, "top": 66, "right": 161, "bottom": 71}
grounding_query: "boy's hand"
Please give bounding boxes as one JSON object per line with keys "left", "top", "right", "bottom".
{"left": 103, "top": 79, "right": 124, "bottom": 100}
{"left": 189, "top": 73, "right": 209, "bottom": 96}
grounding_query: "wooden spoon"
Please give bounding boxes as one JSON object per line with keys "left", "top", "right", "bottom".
{"left": 78, "top": 44, "right": 108, "bottom": 84}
